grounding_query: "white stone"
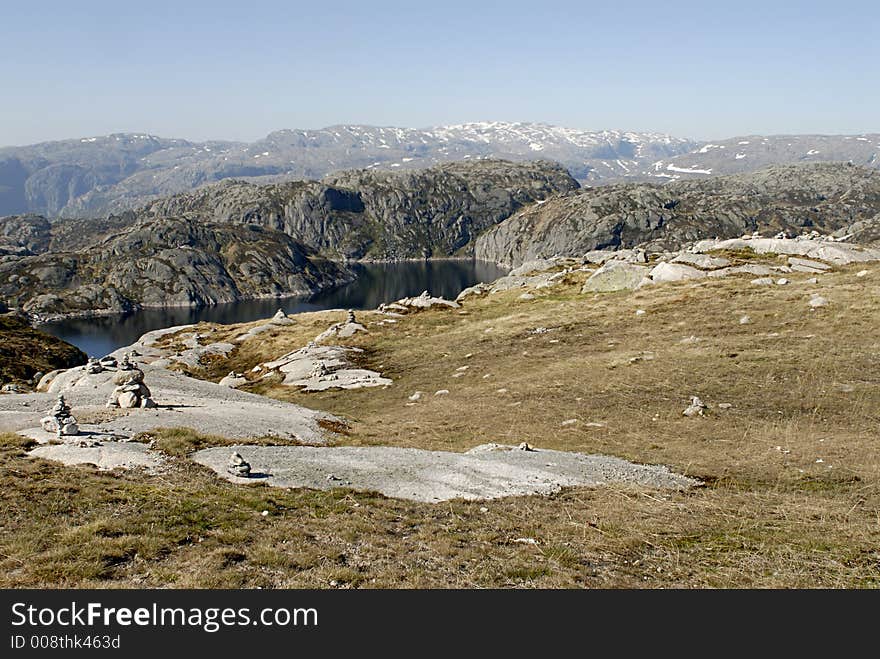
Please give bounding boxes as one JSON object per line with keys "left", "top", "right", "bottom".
{"left": 683, "top": 396, "right": 707, "bottom": 417}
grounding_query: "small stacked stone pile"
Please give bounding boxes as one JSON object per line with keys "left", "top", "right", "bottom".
{"left": 227, "top": 452, "right": 251, "bottom": 477}
{"left": 40, "top": 394, "right": 79, "bottom": 438}
{"left": 106, "top": 354, "right": 157, "bottom": 409}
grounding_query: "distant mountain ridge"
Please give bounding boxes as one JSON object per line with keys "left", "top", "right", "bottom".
{"left": 1, "top": 123, "right": 879, "bottom": 219}
{"left": 0, "top": 122, "right": 692, "bottom": 217}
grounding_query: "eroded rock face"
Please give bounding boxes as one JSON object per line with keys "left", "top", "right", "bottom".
{"left": 0, "top": 216, "right": 354, "bottom": 318}
{"left": 138, "top": 159, "right": 579, "bottom": 261}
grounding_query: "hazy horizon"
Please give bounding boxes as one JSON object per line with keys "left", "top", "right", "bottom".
{"left": 2, "top": 0, "right": 878, "bottom": 146}
{"left": 6, "top": 122, "right": 880, "bottom": 150}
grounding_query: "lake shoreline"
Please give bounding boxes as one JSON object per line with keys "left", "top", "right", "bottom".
{"left": 29, "top": 257, "right": 509, "bottom": 326}
{"left": 36, "top": 259, "right": 509, "bottom": 357}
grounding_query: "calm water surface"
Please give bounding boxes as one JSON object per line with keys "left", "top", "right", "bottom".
{"left": 41, "top": 260, "right": 507, "bottom": 357}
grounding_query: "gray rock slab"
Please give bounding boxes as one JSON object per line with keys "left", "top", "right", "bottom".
{"left": 694, "top": 237, "right": 880, "bottom": 265}
{"left": 192, "top": 444, "right": 700, "bottom": 503}
{"left": 1, "top": 363, "right": 335, "bottom": 443}
{"left": 28, "top": 441, "right": 163, "bottom": 471}
{"left": 670, "top": 253, "right": 731, "bottom": 269}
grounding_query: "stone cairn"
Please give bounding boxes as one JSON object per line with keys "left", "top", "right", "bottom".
{"left": 346, "top": 309, "right": 357, "bottom": 324}
{"left": 106, "top": 355, "right": 157, "bottom": 409}
{"left": 227, "top": 452, "right": 251, "bottom": 477}
{"left": 85, "top": 358, "right": 104, "bottom": 375}
{"left": 40, "top": 394, "right": 79, "bottom": 438}
{"left": 99, "top": 355, "right": 118, "bottom": 368}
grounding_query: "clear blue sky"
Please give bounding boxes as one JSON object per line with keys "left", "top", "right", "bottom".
{"left": 2, "top": 0, "right": 877, "bottom": 145}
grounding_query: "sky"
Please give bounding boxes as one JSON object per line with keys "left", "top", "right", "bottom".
{"left": 1, "top": 0, "right": 878, "bottom": 145}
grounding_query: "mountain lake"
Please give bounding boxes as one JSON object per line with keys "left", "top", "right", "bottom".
{"left": 40, "top": 259, "right": 509, "bottom": 357}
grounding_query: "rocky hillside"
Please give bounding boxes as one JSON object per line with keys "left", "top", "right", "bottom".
{"left": 0, "top": 217, "right": 353, "bottom": 318}
{"left": 0, "top": 124, "right": 691, "bottom": 217}
{"left": 0, "top": 159, "right": 577, "bottom": 316}
{"left": 0, "top": 314, "right": 87, "bottom": 387}
{"left": 475, "top": 164, "right": 880, "bottom": 266}
{"left": 136, "top": 159, "right": 580, "bottom": 260}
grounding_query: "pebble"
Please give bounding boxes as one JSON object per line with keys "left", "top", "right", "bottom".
{"left": 739, "top": 315, "right": 751, "bottom": 325}
{"left": 855, "top": 270, "right": 868, "bottom": 278}
{"left": 434, "top": 389, "right": 449, "bottom": 396}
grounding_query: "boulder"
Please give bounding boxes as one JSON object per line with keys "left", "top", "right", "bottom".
{"left": 581, "top": 261, "right": 650, "bottom": 293}
{"left": 218, "top": 371, "right": 248, "bottom": 388}
{"left": 117, "top": 391, "right": 138, "bottom": 409}
{"left": 649, "top": 262, "right": 706, "bottom": 283}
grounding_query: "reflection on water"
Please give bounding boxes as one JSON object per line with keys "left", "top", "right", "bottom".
{"left": 41, "top": 260, "right": 508, "bottom": 357}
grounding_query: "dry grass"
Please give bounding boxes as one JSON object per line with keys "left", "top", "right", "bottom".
{"left": 1, "top": 261, "right": 878, "bottom": 588}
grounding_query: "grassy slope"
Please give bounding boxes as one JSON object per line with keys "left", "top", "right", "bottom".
{"left": 1, "top": 258, "right": 878, "bottom": 588}
{"left": 0, "top": 315, "right": 87, "bottom": 385}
